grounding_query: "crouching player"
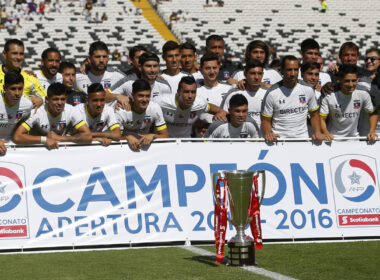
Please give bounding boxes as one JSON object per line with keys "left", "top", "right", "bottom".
{"left": 13, "top": 83, "right": 92, "bottom": 149}
{"left": 116, "top": 79, "right": 169, "bottom": 150}
{"left": 0, "top": 71, "right": 33, "bottom": 155}
{"left": 204, "top": 94, "right": 260, "bottom": 138}
{"left": 320, "top": 65, "right": 378, "bottom": 141}
{"left": 75, "top": 83, "right": 121, "bottom": 146}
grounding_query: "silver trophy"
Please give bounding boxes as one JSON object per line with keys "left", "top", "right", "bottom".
{"left": 213, "top": 170, "right": 265, "bottom": 266}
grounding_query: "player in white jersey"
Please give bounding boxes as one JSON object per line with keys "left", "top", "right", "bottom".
{"left": 301, "top": 61, "right": 322, "bottom": 100}
{"left": 124, "top": 45, "right": 147, "bottom": 80}
{"left": 74, "top": 41, "right": 129, "bottom": 108}
{"left": 261, "top": 56, "right": 324, "bottom": 142}
{"left": 222, "top": 60, "right": 267, "bottom": 128}
{"left": 0, "top": 72, "right": 33, "bottom": 154}
{"left": 205, "top": 94, "right": 260, "bottom": 138}
{"left": 116, "top": 79, "right": 169, "bottom": 150}
{"left": 179, "top": 42, "right": 203, "bottom": 81}
{"left": 229, "top": 40, "right": 282, "bottom": 88}
{"left": 197, "top": 53, "right": 232, "bottom": 124}
{"left": 112, "top": 52, "right": 172, "bottom": 98}
{"left": 320, "top": 65, "right": 378, "bottom": 141}
{"left": 76, "top": 83, "right": 120, "bottom": 146}
{"left": 34, "top": 48, "right": 63, "bottom": 90}
{"left": 13, "top": 83, "right": 92, "bottom": 149}
{"left": 154, "top": 76, "right": 227, "bottom": 138}
{"left": 161, "top": 41, "right": 188, "bottom": 94}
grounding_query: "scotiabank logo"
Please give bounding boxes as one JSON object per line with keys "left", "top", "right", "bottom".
{"left": 339, "top": 214, "right": 380, "bottom": 226}
{"left": 0, "top": 225, "right": 27, "bottom": 237}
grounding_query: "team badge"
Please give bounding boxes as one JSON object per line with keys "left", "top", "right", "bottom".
{"left": 104, "top": 82, "right": 111, "bottom": 89}
{"left": 299, "top": 96, "right": 306, "bottom": 104}
{"left": 58, "top": 121, "right": 66, "bottom": 130}
{"left": 239, "top": 131, "right": 248, "bottom": 138}
{"left": 223, "top": 71, "right": 231, "bottom": 79}
{"left": 16, "top": 111, "right": 23, "bottom": 120}
{"left": 143, "top": 117, "right": 151, "bottom": 124}
{"left": 189, "top": 112, "right": 196, "bottom": 119}
{"left": 353, "top": 100, "right": 361, "bottom": 109}
{"left": 7, "top": 114, "right": 12, "bottom": 120}
{"left": 96, "top": 121, "right": 104, "bottom": 130}
{"left": 73, "top": 96, "right": 81, "bottom": 105}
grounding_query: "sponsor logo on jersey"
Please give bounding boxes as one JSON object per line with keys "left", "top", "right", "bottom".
{"left": 7, "top": 114, "right": 12, "bottom": 120}
{"left": 279, "top": 99, "right": 285, "bottom": 104}
{"left": 353, "top": 100, "right": 361, "bottom": 109}
{"left": 335, "top": 104, "right": 342, "bottom": 109}
{"left": 299, "top": 95, "right": 306, "bottom": 104}
{"left": 166, "top": 111, "right": 173, "bottom": 117}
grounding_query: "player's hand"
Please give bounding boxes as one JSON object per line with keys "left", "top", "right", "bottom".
{"left": 321, "top": 82, "right": 334, "bottom": 96}
{"left": 315, "top": 83, "right": 322, "bottom": 92}
{"left": 30, "top": 96, "right": 44, "bottom": 108}
{"left": 45, "top": 137, "right": 59, "bottom": 150}
{"left": 312, "top": 131, "right": 325, "bottom": 142}
{"left": 264, "top": 131, "right": 279, "bottom": 143}
{"left": 328, "top": 63, "right": 339, "bottom": 75}
{"left": 80, "top": 58, "right": 89, "bottom": 74}
{"left": 213, "top": 110, "right": 228, "bottom": 122}
{"left": 98, "top": 138, "right": 112, "bottom": 146}
{"left": 0, "top": 140, "right": 8, "bottom": 155}
{"left": 47, "top": 131, "right": 63, "bottom": 141}
{"left": 125, "top": 135, "right": 140, "bottom": 150}
{"left": 116, "top": 95, "right": 131, "bottom": 111}
{"left": 237, "top": 79, "right": 246, "bottom": 90}
{"left": 24, "top": 70, "right": 37, "bottom": 78}
{"left": 367, "top": 132, "right": 378, "bottom": 142}
{"left": 138, "top": 134, "right": 155, "bottom": 146}
{"left": 322, "top": 132, "right": 334, "bottom": 142}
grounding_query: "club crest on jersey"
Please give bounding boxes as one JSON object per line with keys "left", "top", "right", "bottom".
{"left": 189, "top": 112, "right": 196, "bottom": 119}
{"left": 353, "top": 100, "right": 361, "bottom": 109}
{"left": 58, "top": 121, "right": 66, "bottom": 130}
{"left": 299, "top": 95, "right": 306, "bottom": 104}
{"left": 239, "top": 131, "right": 248, "bottom": 138}
{"left": 143, "top": 117, "right": 151, "bottom": 124}
{"left": 7, "top": 114, "right": 12, "bottom": 120}
{"left": 96, "top": 121, "right": 104, "bottom": 130}
{"left": 104, "top": 82, "right": 111, "bottom": 89}
{"left": 223, "top": 71, "right": 231, "bottom": 79}
{"left": 73, "top": 96, "right": 81, "bottom": 105}
{"left": 16, "top": 111, "right": 23, "bottom": 120}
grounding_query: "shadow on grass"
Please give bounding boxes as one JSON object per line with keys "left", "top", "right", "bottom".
{"left": 185, "top": 255, "right": 230, "bottom": 267}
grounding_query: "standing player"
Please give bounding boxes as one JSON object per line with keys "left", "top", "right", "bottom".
{"left": 59, "top": 61, "right": 87, "bottom": 106}
{"left": 222, "top": 60, "right": 267, "bottom": 128}
{"left": 261, "top": 56, "right": 323, "bottom": 142}
{"left": 75, "top": 41, "right": 129, "bottom": 107}
{"left": 0, "top": 39, "right": 46, "bottom": 107}
{"left": 204, "top": 94, "right": 260, "bottom": 138}
{"left": 161, "top": 41, "right": 188, "bottom": 94}
{"left": 301, "top": 61, "right": 322, "bottom": 100}
{"left": 35, "top": 47, "right": 63, "bottom": 90}
{"left": 0, "top": 71, "right": 33, "bottom": 155}
{"left": 112, "top": 52, "right": 172, "bottom": 97}
{"left": 320, "top": 64, "right": 377, "bottom": 141}
{"left": 124, "top": 45, "right": 147, "bottom": 80}
{"left": 75, "top": 83, "right": 121, "bottom": 146}
{"left": 154, "top": 76, "right": 227, "bottom": 138}
{"left": 116, "top": 79, "right": 169, "bottom": 150}
{"left": 13, "top": 83, "right": 92, "bottom": 149}
{"left": 229, "top": 40, "right": 282, "bottom": 87}
{"left": 179, "top": 42, "right": 203, "bottom": 81}
{"left": 364, "top": 48, "right": 380, "bottom": 79}
{"left": 197, "top": 52, "right": 232, "bottom": 124}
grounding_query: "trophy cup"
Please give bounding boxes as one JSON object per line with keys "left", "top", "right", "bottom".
{"left": 213, "top": 170, "right": 265, "bottom": 266}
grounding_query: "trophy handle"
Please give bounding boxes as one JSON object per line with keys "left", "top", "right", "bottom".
{"left": 255, "top": 170, "right": 266, "bottom": 206}
{"left": 212, "top": 172, "right": 236, "bottom": 225}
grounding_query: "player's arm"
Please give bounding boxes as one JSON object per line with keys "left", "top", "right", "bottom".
{"left": 309, "top": 109, "right": 324, "bottom": 141}
{"left": 105, "top": 91, "right": 131, "bottom": 111}
{"left": 138, "top": 124, "right": 169, "bottom": 147}
{"left": 368, "top": 112, "right": 378, "bottom": 141}
{"left": 0, "top": 139, "right": 7, "bottom": 155}
{"left": 122, "top": 133, "right": 141, "bottom": 151}
{"left": 261, "top": 115, "right": 279, "bottom": 142}
{"left": 48, "top": 122, "right": 92, "bottom": 143}
{"left": 319, "top": 113, "right": 333, "bottom": 141}
{"left": 13, "top": 124, "right": 59, "bottom": 149}
{"left": 92, "top": 124, "right": 121, "bottom": 141}
{"left": 208, "top": 103, "right": 228, "bottom": 122}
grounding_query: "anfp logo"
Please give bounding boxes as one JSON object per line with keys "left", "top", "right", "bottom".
{"left": 330, "top": 155, "right": 379, "bottom": 203}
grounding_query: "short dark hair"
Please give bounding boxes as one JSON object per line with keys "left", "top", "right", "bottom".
{"left": 229, "top": 94, "right": 248, "bottom": 108}
{"left": 129, "top": 45, "right": 147, "bottom": 59}
{"left": 179, "top": 42, "right": 197, "bottom": 54}
{"left": 87, "top": 83, "right": 105, "bottom": 98}
{"left": 244, "top": 59, "right": 264, "bottom": 72}
{"left": 47, "top": 83, "right": 67, "bottom": 98}
{"left": 162, "top": 40, "right": 180, "bottom": 56}
{"left": 4, "top": 39, "right": 24, "bottom": 53}
{"left": 4, "top": 71, "right": 24, "bottom": 87}
{"left": 206, "top": 35, "right": 224, "bottom": 48}
{"left": 339, "top": 42, "right": 359, "bottom": 59}
{"left": 200, "top": 52, "right": 219, "bottom": 68}
{"left": 338, "top": 64, "right": 358, "bottom": 79}
{"left": 300, "top": 38, "right": 320, "bottom": 53}
{"left": 245, "top": 40, "right": 269, "bottom": 66}
{"left": 281, "top": 55, "right": 299, "bottom": 69}
{"left": 89, "top": 41, "right": 109, "bottom": 56}
{"left": 139, "top": 52, "right": 160, "bottom": 66}
{"left": 41, "top": 47, "right": 61, "bottom": 60}
{"left": 269, "top": 59, "right": 281, "bottom": 68}
{"left": 59, "top": 61, "right": 76, "bottom": 73}
{"left": 365, "top": 48, "right": 380, "bottom": 57}
{"left": 178, "top": 76, "right": 196, "bottom": 92}
{"left": 132, "top": 79, "right": 151, "bottom": 94}
{"left": 301, "top": 61, "right": 320, "bottom": 74}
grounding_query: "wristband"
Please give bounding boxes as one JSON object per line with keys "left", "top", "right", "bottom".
{"left": 40, "top": 136, "right": 47, "bottom": 144}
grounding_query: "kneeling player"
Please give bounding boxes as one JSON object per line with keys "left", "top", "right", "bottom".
{"left": 0, "top": 71, "right": 33, "bottom": 155}
{"left": 13, "top": 83, "right": 92, "bottom": 149}
{"left": 320, "top": 65, "right": 378, "bottom": 141}
{"left": 116, "top": 79, "right": 169, "bottom": 150}
{"left": 75, "top": 83, "right": 121, "bottom": 146}
{"left": 204, "top": 94, "right": 260, "bottom": 138}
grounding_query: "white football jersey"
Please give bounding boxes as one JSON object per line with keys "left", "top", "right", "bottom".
{"left": 232, "top": 68, "right": 282, "bottom": 86}
{"left": 75, "top": 68, "right": 126, "bottom": 93}
{"left": 112, "top": 78, "right": 172, "bottom": 98}
{"left": 161, "top": 71, "right": 188, "bottom": 94}
{"left": 320, "top": 89, "right": 374, "bottom": 137}
{"left": 116, "top": 101, "right": 166, "bottom": 136}
{"left": 0, "top": 95, "right": 33, "bottom": 140}
{"left": 75, "top": 103, "right": 119, "bottom": 132}
{"left": 204, "top": 117, "right": 260, "bottom": 138}
{"left": 262, "top": 80, "right": 319, "bottom": 138}
{"left": 34, "top": 70, "right": 63, "bottom": 91}
{"left": 154, "top": 94, "right": 209, "bottom": 137}
{"left": 22, "top": 104, "right": 85, "bottom": 135}
{"left": 222, "top": 86, "right": 267, "bottom": 128}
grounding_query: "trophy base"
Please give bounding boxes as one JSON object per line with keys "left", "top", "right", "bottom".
{"left": 227, "top": 240, "right": 256, "bottom": 266}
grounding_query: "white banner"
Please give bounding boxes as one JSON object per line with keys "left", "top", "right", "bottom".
{"left": 0, "top": 141, "right": 380, "bottom": 250}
